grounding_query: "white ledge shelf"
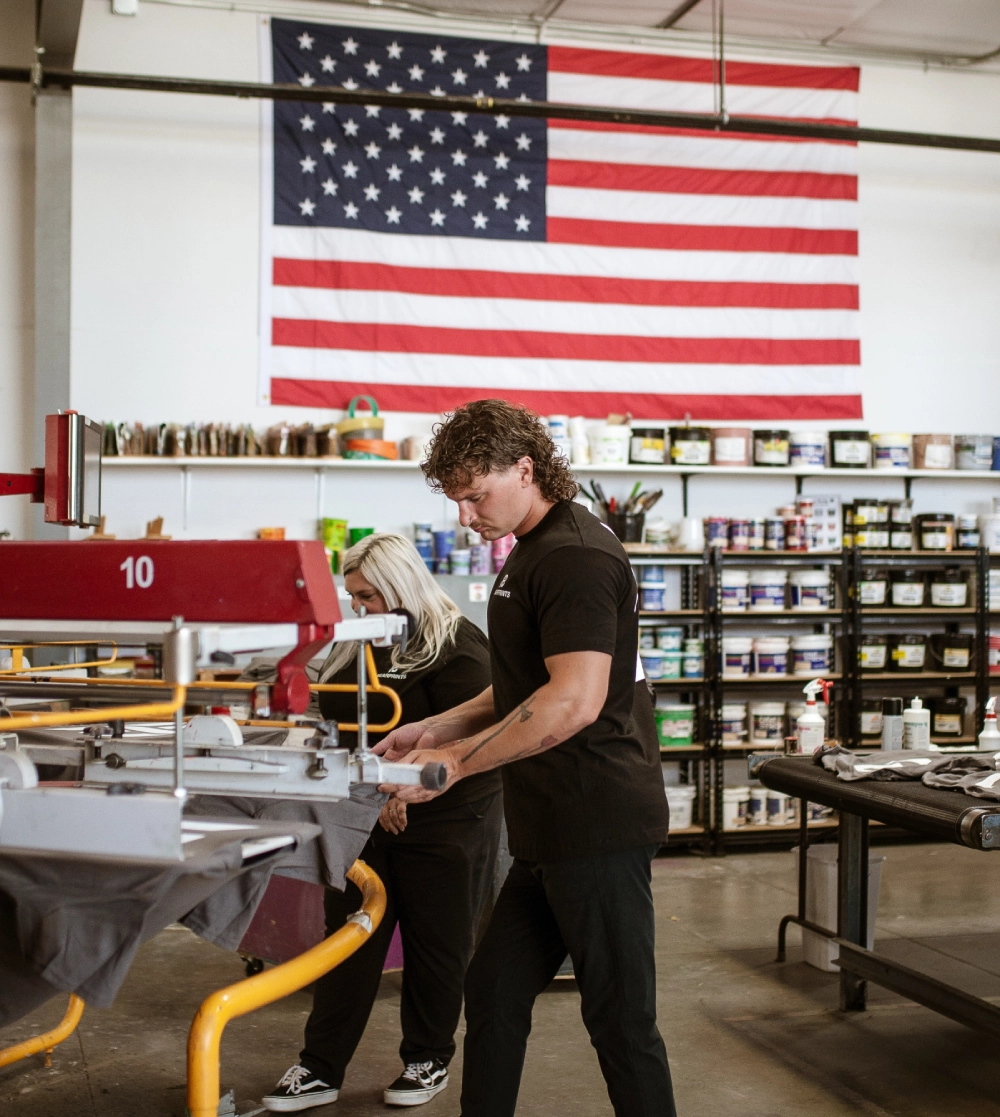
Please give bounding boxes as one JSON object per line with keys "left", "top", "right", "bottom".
{"left": 100, "top": 458, "right": 1000, "bottom": 480}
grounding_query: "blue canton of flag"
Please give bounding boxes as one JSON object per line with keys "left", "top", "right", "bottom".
{"left": 272, "top": 20, "right": 547, "bottom": 241}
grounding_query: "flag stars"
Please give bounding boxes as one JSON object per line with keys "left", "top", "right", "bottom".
{"left": 495, "top": 114, "right": 510, "bottom": 129}
{"left": 451, "top": 111, "right": 468, "bottom": 126}
{"left": 515, "top": 214, "right": 531, "bottom": 232}
{"left": 429, "top": 127, "right": 445, "bottom": 144}
{"left": 342, "top": 78, "right": 359, "bottom": 91}
{"left": 515, "top": 132, "right": 532, "bottom": 150}
{"left": 515, "top": 53, "right": 532, "bottom": 71}
{"left": 430, "top": 45, "right": 447, "bottom": 63}
{"left": 408, "top": 64, "right": 425, "bottom": 82}
{"left": 472, "top": 211, "right": 488, "bottom": 229}
{"left": 342, "top": 160, "right": 359, "bottom": 178}
{"left": 408, "top": 108, "right": 425, "bottom": 121}
{"left": 299, "top": 198, "right": 315, "bottom": 215}
{"left": 344, "top": 201, "right": 359, "bottom": 218}
{"left": 430, "top": 85, "right": 446, "bottom": 97}
{"left": 494, "top": 152, "right": 510, "bottom": 170}
{"left": 299, "top": 114, "right": 315, "bottom": 131}
{"left": 386, "top": 122, "right": 404, "bottom": 140}
{"left": 472, "top": 171, "right": 488, "bottom": 188}
{"left": 473, "top": 49, "right": 489, "bottom": 68}
{"left": 320, "top": 55, "right": 336, "bottom": 73}
{"left": 407, "top": 144, "right": 425, "bottom": 163}
{"left": 451, "top": 149, "right": 468, "bottom": 166}
{"left": 343, "top": 119, "right": 360, "bottom": 137}
{"left": 365, "top": 105, "right": 381, "bottom": 118}
{"left": 297, "top": 32, "right": 314, "bottom": 50}
{"left": 515, "top": 173, "right": 531, "bottom": 191}
{"left": 386, "top": 41, "right": 403, "bottom": 59}
{"left": 322, "top": 102, "right": 336, "bottom": 113}
{"left": 365, "top": 59, "right": 382, "bottom": 78}
{"left": 385, "top": 206, "right": 402, "bottom": 224}
{"left": 321, "top": 138, "right": 337, "bottom": 155}
{"left": 451, "top": 189, "right": 467, "bottom": 207}
{"left": 451, "top": 68, "right": 467, "bottom": 86}
{"left": 342, "top": 37, "right": 359, "bottom": 54}
{"left": 517, "top": 93, "right": 531, "bottom": 103}
{"left": 386, "top": 163, "right": 403, "bottom": 181}
{"left": 364, "top": 183, "right": 381, "bottom": 201}
{"left": 429, "top": 208, "right": 446, "bottom": 227}
{"left": 298, "top": 73, "right": 315, "bottom": 87}
{"left": 429, "top": 166, "right": 446, "bottom": 185}
{"left": 472, "top": 130, "right": 488, "bottom": 148}
{"left": 408, "top": 185, "right": 425, "bottom": 204}
{"left": 321, "top": 178, "right": 338, "bottom": 195}
{"left": 494, "top": 72, "right": 511, "bottom": 89}
{"left": 365, "top": 141, "right": 382, "bottom": 159}
{"left": 493, "top": 192, "right": 510, "bottom": 210}
{"left": 300, "top": 155, "right": 317, "bottom": 173}
{"left": 386, "top": 82, "right": 403, "bottom": 94}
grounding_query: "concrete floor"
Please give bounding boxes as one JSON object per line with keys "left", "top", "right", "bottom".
{"left": 5, "top": 841, "right": 1000, "bottom": 1117}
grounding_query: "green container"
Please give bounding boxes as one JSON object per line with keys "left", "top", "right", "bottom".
{"left": 349, "top": 527, "right": 375, "bottom": 546}
{"left": 655, "top": 704, "right": 696, "bottom": 747}
{"left": 319, "top": 518, "right": 348, "bottom": 550}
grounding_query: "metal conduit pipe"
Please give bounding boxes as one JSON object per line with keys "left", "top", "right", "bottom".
{"left": 186, "top": 859, "right": 386, "bottom": 1117}
{"left": 2, "top": 64, "right": 1000, "bottom": 154}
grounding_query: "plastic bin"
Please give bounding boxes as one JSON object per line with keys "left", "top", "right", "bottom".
{"left": 795, "top": 844, "right": 885, "bottom": 972}
{"left": 665, "top": 784, "right": 696, "bottom": 830}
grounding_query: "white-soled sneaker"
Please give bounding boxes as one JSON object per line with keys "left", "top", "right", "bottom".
{"left": 262, "top": 1064, "right": 339, "bottom": 1112}
{"left": 383, "top": 1059, "right": 449, "bottom": 1107}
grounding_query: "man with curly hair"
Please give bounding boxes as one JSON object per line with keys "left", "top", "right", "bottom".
{"left": 376, "top": 399, "right": 676, "bottom": 1117}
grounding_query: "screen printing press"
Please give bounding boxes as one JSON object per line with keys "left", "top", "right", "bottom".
{"left": 751, "top": 749, "right": 1000, "bottom": 1040}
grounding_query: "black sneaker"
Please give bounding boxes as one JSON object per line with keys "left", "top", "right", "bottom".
{"left": 383, "top": 1059, "right": 449, "bottom": 1107}
{"left": 262, "top": 1065, "right": 339, "bottom": 1112}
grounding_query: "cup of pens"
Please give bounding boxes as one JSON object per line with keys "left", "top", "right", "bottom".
{"left": 607, "top": 511, "right": 646, "bottom": 543}
{"left": 581, "top": 480, "right": 662, "bottom": 544}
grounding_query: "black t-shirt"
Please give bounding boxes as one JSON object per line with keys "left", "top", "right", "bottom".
{"left": 487, "top": 501, "right": 669, "bottom": 861}
{"left": 318, "top": 616, "right": 501, "bottom": 821}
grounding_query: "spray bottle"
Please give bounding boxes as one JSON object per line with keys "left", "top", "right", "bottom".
{"left": 796, "top": 679, "right": 831, "bottom": 755}
{"left": 979, "top": 697, "right": 1000, "bottom": 752}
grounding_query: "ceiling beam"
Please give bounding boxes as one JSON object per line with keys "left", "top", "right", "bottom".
{"left": 657, "top": 0, "right": 706, "bottom": 31}
{"left": 35, "top": 0, "right": 85, "bottom": 70}
{"left": 3, "top": 63, "right": 1000, "bottom": 155}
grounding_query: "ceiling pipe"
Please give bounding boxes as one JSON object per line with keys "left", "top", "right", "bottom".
{"left": 3, "top": 63, "right": 1000, "bottom": 154}
{"left": 658, "top": 0, "right": 705, "bottom": 31}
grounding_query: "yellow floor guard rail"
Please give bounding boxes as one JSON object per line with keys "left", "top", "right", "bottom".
{"left": 0, "top": 994, "right": 85, "bottom": 1070}
{"left": 0, "top": 686, "right": 187, "bottom": 733}
{"left": 186, "top": 859, "right": 386, "bottom": 1117}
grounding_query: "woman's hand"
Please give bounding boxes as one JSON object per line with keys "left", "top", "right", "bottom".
{"left": 378, "top": 798, "right": 408, "bottom": 834}
{"left": 372, "top": 719, "right": 442, "bottom": 761}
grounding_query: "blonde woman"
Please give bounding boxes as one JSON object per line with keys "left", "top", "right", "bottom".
{"left": 264, "top": 533, "right": 501, "bottom": 1112}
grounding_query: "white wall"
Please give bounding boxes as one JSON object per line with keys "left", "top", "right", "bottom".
{"left": 1, "top": 0, "right": 999, "bottom": 540}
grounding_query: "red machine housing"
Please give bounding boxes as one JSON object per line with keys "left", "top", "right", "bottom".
{"left": 0, "top": 540, "right": 343, "bottom": 714}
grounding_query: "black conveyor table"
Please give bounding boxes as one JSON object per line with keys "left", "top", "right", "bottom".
{"left": 751, "top": 753, "right": 1000, "bottom": 1035}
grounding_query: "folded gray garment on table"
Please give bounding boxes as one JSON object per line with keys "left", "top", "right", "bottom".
{"left": 922, "top": 767, "right": 1000, "bottom": 800}
{"left": 921, "top": 754, "right": 999, "bottom": 788}
{"left": 0, "top": 830, "right": 314, "bottom": 1025}
{"left": 181, "top": 785, "right": 384, "bottom": 949}
{"left": 820, "top": 746, "right": 952, "bottom": 781}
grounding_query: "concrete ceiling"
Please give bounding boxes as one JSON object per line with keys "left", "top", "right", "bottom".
{"left": 375, "top": 0, "right": 1000, "bottom": 63}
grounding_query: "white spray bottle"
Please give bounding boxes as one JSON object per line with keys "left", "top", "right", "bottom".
{"left": 796, "top": 679, "right": 830, "bottom": 755}
{"left": 979, "top": 697, "right": 1000, "bottom": 752}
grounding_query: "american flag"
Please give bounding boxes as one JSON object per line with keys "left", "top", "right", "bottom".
{"left": 262, "top": 20, "right": 860, "bottom": 420}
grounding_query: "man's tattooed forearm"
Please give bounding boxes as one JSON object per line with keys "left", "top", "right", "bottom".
{"left": 460, "top": 697, "right": 536, "bottom": 763}
{"left": 504, "top": 735, "right": 561, "bottom": 764}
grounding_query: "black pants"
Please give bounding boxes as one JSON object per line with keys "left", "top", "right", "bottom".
{"left": 461, "top": 844, "right": 676, "bottom": 1117}
{"left": 300, "top": 791, "right": 503, "bottom": 1087}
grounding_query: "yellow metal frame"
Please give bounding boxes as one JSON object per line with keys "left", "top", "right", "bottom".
{"left": 0, "top": 641, "right": 120, "bottom": 676}
{"left": 7, "top": 645, "right": 403, "bottom": 734}
{"left": 0, "top": 686, "right": 187, "bottom": 732}
{"left": 186, "top": 859, "right": 386, "bottom": 1117}
{"left": 0, "top": 994, "right": 85, "bottom": 1070}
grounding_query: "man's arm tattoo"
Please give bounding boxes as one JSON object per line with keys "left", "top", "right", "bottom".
{"left": 503, "top": 735, "right": 561, "bottom": 764}
{"left": 460, "top": 697, "right": 536, "bottom": 764}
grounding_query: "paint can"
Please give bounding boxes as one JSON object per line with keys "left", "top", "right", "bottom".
{"left": 789, "top": 431, "right": 827, "bottom": 467}
{"left": 711, "top": 427, "right": 751, "bottom": 466}
{"left": 872, "top": 432, "right": 912, "bottom": 470}
{"left": 912, "top": 433, "right": 953, "bottom": 470}
{"left": 753, "top": 429, "right": 791, "bottom": 467}
{"left": 829, "top": 430, "right": 870, "bottom": 468}
{"left": 955, "top": 434, "right": 994, "bottom": 470}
